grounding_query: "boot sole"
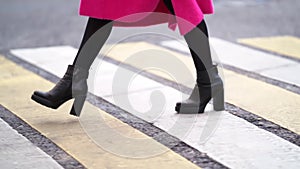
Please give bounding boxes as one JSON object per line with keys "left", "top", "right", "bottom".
{"left": 31, "top": 94, "right": 61, "bottom": 109}
{"left": 175, "top": 102, "right": 225, "bottom": 114}
{"left": 175, "top": 103, "right": 204, "bottom": 114}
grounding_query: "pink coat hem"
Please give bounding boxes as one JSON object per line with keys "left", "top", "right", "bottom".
{"left": 79, "top": 0, "right": 214, "bottom": 35}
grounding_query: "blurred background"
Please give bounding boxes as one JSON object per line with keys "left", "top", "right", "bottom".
{"left": 1, "top": 0, "right": 299, "bottom": 50}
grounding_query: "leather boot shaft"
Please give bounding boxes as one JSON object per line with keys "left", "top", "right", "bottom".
{"left": 196, "top": 65, "right": 222, "bottom": 86}
{"left": 72, "top": 66, "right": 89, "bottom": 96}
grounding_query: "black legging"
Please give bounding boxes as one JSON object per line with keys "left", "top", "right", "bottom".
{"left": 73, "top": 0, "right": 213, "bottom": 72}
{"left": 73, "top": 18, "right": 112, "bottom": 68}
{"left": 162, "top": 0, "right": 213, "bottom": 71}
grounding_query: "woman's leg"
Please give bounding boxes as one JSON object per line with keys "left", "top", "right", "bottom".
{"left": 31, "top": 17, "right": 113, "bottom": 116}
{"left": 73, "top": 17, "right": 113, "bottom": 68}
{"left": 180, "top": 20, "right": 224, "bottom": 113}
{"left": 162, "top": 0, "right": 224, "bottom": 113}
{"left": 163, "top": 0, "right": 213, "bottom": 71}
{"left": 184, "top": 20, "right": 213, "bottom": 71}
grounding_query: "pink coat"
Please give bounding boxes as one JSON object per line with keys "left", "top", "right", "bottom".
{"left": 79, "top": 0, "right": 214, "bottom": 35}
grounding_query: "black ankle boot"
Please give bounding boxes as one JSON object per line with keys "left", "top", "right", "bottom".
{"left": 31, "top": 65, "right": 88, "bottom": 116}
{"left": 175, "top": 65, "right": 225, "bottom": 113}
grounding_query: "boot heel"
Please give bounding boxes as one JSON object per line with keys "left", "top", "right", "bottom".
{"left": 69, "top": 95, "right": 86, "bottom": 117}
{"left": 213, "top": 90, "right": 224, "bottom": 111}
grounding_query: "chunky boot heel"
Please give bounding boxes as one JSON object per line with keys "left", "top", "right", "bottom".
{"left": 69, "top": 95, "right": 86, "bottom": 116}
{"left": 213, "top": 90, "right": 225, "bottom": 111}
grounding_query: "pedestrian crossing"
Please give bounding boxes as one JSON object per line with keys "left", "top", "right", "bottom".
{"left": 1, "top": 35, "right": 300, "bottom": 169}
{"left": 0, "top": 56, "right": 201, "bottom": 169}
{"left": 92, "top": 41, "right": 300, "bottom": 134}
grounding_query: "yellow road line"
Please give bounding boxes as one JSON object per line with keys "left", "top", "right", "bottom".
{"left": 104, "top": 42, "right": 300, "bottom": 134}
{"left": 238, "top": 36, "right": 300, "bottom": 60}
{"left": 0, "top": 56, "right": 201, "bottom": 169}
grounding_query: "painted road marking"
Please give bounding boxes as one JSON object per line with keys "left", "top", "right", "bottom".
{"left": 101, "top": 42, "right": 300, "bottom": 134}
{"left": 161, "top": 38, "right": 300, "bottom": 86}
{"left": 238, "top": 36, "right": 300, "bottom": 60}
{"left": 10, "top": 46, "right": 300, "bottom": 168}
{"left": 0, "top": 56, "right": 201, "bottom": 169}
{"left": 0, "top": 118, "right": 63, "bottom": 169}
